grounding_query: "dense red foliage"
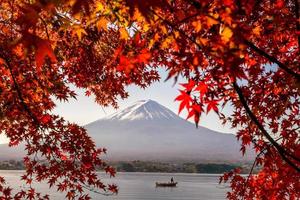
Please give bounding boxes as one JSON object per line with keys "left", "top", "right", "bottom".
{"left": 0, "top": 0, "right": 299, "bottom": 199}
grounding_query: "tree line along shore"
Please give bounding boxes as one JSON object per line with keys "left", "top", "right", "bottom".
{"left": 0, "top": 160, "right": 258, "bottom": 174}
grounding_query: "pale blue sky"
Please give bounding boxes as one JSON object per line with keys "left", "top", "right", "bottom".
{"left": 53, "top": 70, "right": 234, "bottom": 132}
{"left": 0, "top": 70, "right": 234, "bottom": 144}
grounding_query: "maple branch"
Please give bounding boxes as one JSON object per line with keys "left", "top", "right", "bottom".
{"left": 154, "top": 8, "right": 300, "bottom": 85}
{"left": 243, "top": 39, "right": 300, "bottom": 81}
{"left": 206, "top": 11, "right": 300, "bottom": 81}
{"left": 187, "top": 0, "right": 300, "bottom": 81}
{"left": 2, "top": 57, "right": 39, "bottom": 125}
{"left": 151, "top": 10, "right": 300, "bottom": 162}
{"left": 152, "top": 4, "right": 300, "bottom": 172}
{"left": 233, "top": 82, "right": 300, "bottom": 173}
{"left": 152, "top": 4, "right": 300, "bottom": 165}
{"left": 178, "top": 13, "right": 199, "bottom": 24}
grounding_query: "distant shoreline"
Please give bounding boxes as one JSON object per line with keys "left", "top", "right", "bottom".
{"left": 0, "top": 160, "right": 257, "bottom": 174}
{"left": 0, "top": 170, "right": 253, "bottom": 178}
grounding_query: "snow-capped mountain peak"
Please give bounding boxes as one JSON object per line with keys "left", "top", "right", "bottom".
{"left": 0, "top": 100, "right": 255, "bottom": 162}
{"left": 84, "top": 100, "right": 255, "bottom": 162}
{"left": 104, "top": 99, "right": 178, "bottom": 121}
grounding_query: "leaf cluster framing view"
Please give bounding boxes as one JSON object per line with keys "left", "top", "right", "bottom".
{"left": 0, "top": 0, "right": 299, "bottom": 199}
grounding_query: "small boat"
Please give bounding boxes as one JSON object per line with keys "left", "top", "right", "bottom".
{"left": 155, "top": 182, "right": 178, "bottom": 187}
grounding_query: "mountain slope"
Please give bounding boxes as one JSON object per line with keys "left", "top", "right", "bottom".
{"left": 86, "top": 100, "right": 255, "bottom": 162}
{"left": 0, "top": 100, "right": 255, "bottom": 162}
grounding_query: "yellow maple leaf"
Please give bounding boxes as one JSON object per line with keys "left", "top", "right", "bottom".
{"left": 197, "top": 37, "right": 209, "bottom": 45}
{"left": 68, "top": 0, "right": 76, "bottom": 6}
{"left": 132, "top": 8, "right": 144, "bottom": 22}
{"left": 220, "top": 27, "right": 233, "bottom": 42}
{"left": 173, "top": 31, "right": 180, "bottom": 38}
{"left": 119, "top": 27, "right": 129, "bottom": 40}
{"left": 149, "top": 33, "right": 160, "bottom": 48}
{"left": 154, "top": 33, "right": 160, "bottom": 41}
{"left": 96, "top": 17, "right": 108, "bottom": 31}
{"left": 252, "top": 26, "right": 262, "bottom": 36}
{"left": 142, "top": 23, "right": 150, "bottom": 32}
{"left": 207, "top": 17, "right": 218, "bottom": 27}
{"left": 96, "top": 2, "right": 104, "bottom": 12}
{"left": 72, "top": 25, "right": 87, "bottom": 40}
{"left": 192, "top": 21, "right": 202, "bottom": 32}
{"left": 161, "top": 25, "right": 168, "bottom": 34}
{"left": 161, "top": 36, "right": 173, "bottom": 49}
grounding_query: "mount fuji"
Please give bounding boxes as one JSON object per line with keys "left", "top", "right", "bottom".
{"left": 86, "top": 100, "right": 255, "bottom": 162}
{"left": 0, "top": 100, "right": 255, "bottom": 162}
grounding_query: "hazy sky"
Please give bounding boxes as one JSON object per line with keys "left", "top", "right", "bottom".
{"left": 0, "top": 70, "right": 234, "bottom": 144}
{"left": 53, "top": 70, "right": 234, "bottom": 132}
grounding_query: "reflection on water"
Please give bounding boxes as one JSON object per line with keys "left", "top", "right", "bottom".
{"left": 0, "top": 171, "right": 228, "bottom": 200}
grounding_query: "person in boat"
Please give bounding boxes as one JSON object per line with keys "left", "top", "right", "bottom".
{"left": 171, "top": 177, "right": 174, "bottom": 183}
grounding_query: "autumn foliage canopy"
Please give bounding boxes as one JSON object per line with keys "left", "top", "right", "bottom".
{"left": 0, "top": 0, "right": 299, "bottom": 199}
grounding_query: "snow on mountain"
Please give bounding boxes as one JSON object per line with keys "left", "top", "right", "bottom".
{"left": 86, "top": 100, "right": 255, "bottom": 162}
{"left": 101, "top": 100, "right": 178, "bottom": 121}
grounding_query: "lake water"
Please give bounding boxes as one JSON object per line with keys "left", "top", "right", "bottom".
{"left": 0, "top": 171, "right": 229, "bottom": 199}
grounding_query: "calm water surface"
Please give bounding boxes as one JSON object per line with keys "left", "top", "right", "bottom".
{"left": 0, "top": 171, "right": 229, "bottom": 199}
